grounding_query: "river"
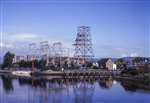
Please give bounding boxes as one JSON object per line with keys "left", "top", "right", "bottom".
{"left": 0, "top": 74, "right": 150, "bottom": 103}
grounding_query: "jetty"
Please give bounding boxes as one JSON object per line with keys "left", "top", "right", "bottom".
{"left": 0, "top": 68, "right": 121, "bottom": 77}
{"left": 0, "top": 70, "right": 12, "bottom": 74}
{"left": 31, "top": 69, "right": 121, "bottom": 77}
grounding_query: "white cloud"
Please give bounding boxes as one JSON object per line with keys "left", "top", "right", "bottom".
{"left": 15, "top": 33, "right": 37, "bottom": 39}
{"left": 130, "top": 53, "right": 138, "bottom": 57}
{"left": 0, "top": 42, "right": 14, "bottom": 48}
{"left": 1, "top": 32, "right": 74, "bottom": 57}
{"left": 9, "top": 33, "right": 39, "bottom": 41}
{"left": 121, "top": 53, "right": 128, "bottom": 57}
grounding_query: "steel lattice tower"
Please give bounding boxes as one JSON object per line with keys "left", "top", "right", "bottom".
{"left": 74, "top": 26, "right": 94, "bottom": 64}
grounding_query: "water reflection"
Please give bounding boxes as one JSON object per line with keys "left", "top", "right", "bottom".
{"left": 120, "top": 80, "right": 150, "bottom": 92}
{"left": 0, "top": 75, "right": 150, "bottom": 103}
{"left": 18, "top": 78, "right": 47, "bottom": 88}
{"left": 18, "top": 78, "right": 95, "bottom": 103}
{"left": 1, "top": 75, "right": 14, "bottom": 93}
{"left": 73, "top": 80, "right": 95, "bottom": 103}
{"left": 98, "top": 78, "right": 113, "bottom": 89}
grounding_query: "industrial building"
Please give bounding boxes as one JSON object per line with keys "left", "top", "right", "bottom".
{"left": 13, "top": 26, "right": 95, "bottom": 68}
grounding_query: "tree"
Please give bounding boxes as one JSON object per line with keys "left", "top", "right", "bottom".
{"left": 1, "top": 75, "right": 14, "bottom": 93}
{"left": 132, "top": 57, "right": 140, "bottom": 64}
{"left": 19, "top": 60, "right": 26, "bottom": 67}
{"left": 86, "top": 61, "right": 93, "bottom": 68}
{"left": 34, "top": 59, "right": 39, "bottom": 68}
{"left": 132, "top": 57, "right": 146, "bottom": 64}
{"left": 98, "top": 58, "right": 109, "bottom": 69}
{"left": 38, "top": 59, "right": 46, "bottom": 69}
{"left": 2, "top": 51, "right": 15, "bottom": 69}
{"left": 116, "top": 58, "right": 127, "bottom": 70}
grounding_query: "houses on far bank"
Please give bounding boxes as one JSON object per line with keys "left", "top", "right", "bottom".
{"left": 97, "top": 57, "right": 150, "bottom": 71}
{"left": 106, "top": 59, "right": 117, "bottom": 70}
{"left": 122, "top": 57, "right": 150, "bottom": 69}
{"left": 9, "top": 52, "right": 150, "bottom": 71}
{"left": 97, "top": 58, "right": 117, "bottom": 70}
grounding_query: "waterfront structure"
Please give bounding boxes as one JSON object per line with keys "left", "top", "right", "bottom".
{"left": 99, "top": 58, "right": 117, "bottom": 70}
{"left": 92, "top": 62, "right": 99, "bottom": 68}
{"left": 113, "top": 64, "right": 117, "bottom": 70}
{"left": 74, "top": 26, "right": 94, "bottom": 65}
{"left": 106, "top": 59, "right": 117, "bottom": 70}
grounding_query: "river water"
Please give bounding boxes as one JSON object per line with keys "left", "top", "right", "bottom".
{"left": 0, "top": 75, "right": 150, "bottom": 103}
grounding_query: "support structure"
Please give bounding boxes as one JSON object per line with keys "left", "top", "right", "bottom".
{"left": 29, "top": 43, "right": 37, "bottom": 71}
{"left": 53, "top": 42, "right": 63, "bottom": 57}
{"left": 74, "top": 26, "right": 94, "bottom": 65}
{"left": 52, "top": 42, "right": 63, "bottom": 68}
{"left": 40, "top": 41, "right": 50, "bottom": 66}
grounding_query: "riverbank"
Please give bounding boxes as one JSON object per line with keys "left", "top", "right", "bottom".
{"left": 119, "top": 69, "right": 150, "bottom": 84}
{"left": 115, "top": 76, "right": 150, "bottom": 84}
{"left": 115, "top": 77, "right": 150, "bottom": 90}
{"left": 0, "top": 69, "right": 150, "bottom": 83}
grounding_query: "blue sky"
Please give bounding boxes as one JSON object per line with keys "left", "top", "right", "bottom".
{"left": 0, "top": 0, "right": 149, "bottom": 58}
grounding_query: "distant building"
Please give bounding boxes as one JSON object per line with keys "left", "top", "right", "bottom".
{"left": 113, "top": 64, "right": 117, "bottom": 70}
{"left": 122, "top": 57, "right": 150, "bottom": 69}
{"left": 98, "top": 58, "right": 117, "bottom": 70}
{"left": 106, "top": 59, "right": 117, "bottom": 70}
{"left": 92, "top": 62, "right": 99, "bottom": 67}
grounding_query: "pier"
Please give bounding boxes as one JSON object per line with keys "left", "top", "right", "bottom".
{"left": 31, "top": 69, "right": 121, "bottom": 78}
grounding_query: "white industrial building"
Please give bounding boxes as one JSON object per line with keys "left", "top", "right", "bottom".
{"left": 12, "top": 41, "right": 72, "bottom": 64}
